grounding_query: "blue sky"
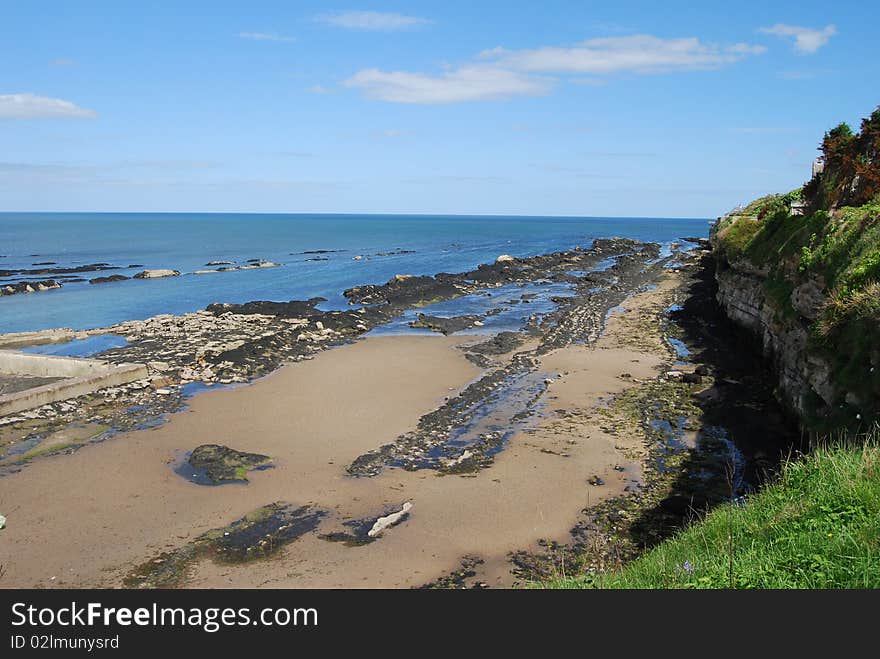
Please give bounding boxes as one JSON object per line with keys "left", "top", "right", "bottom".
{"left": 1, "top": 0, "right": 877, "bottom": 217}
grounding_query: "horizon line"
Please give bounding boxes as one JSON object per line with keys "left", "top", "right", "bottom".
{"left": 0, "top": 210, "right": 714, "bottom": 221}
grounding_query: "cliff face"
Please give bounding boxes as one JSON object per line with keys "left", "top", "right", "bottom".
{"left": 711, "top": 251, "right": 837, "bottom": 426}
{"left": 708, "top": 106, "right": 880, "bottom": 434}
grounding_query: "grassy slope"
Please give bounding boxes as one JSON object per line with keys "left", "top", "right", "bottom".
{"left": 542, "top": 443, "right": 880, "bottom": 589}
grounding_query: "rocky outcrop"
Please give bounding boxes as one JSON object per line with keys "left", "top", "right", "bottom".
{"left": 134, "top": 269, "right": 180, "bottom": 279}
{"left": 89, "top": 274, "right": 130, "bottom": 285}
{"left": 215, "top": 261, "right": 280, "bottom": 272}
{"left": 0, "top": 279, "right": 62, "bottom": 296}
{"left": 713, "top": 246, "right": 837, "bottom": 425}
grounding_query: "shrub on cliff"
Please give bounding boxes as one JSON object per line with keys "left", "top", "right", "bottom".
{"left": 805, "top": 107, "right": 880, "bottom": 210}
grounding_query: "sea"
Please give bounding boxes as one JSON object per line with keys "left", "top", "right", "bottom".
{"left": 0, "top": 213, "right": 710, "bottom": 336}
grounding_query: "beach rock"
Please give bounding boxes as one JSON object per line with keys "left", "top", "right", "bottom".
{"left": 0, "top": 328, "right": 76, "bottom": 349}
{"left": 0, "top": 263, "right": 117, "bottom": 277}
{"left": 134, "top": 269, "right": 180, "bottom": 279}
{"left": 344, "top": 274, "right": 460, "bottom": 306}
{"left": 205, "top": 261, "right": 233, "bottom": 266}
{"left": 206, "top": 297, "right": 325, "bottom": 318}
{"left": 467, "top": 331, "right": 524, "bottom": 355}
{"left": 215, "top": 261, "right": 280, "bottom": 271}
{"left": 409, "top": 313, "right": 483, "bottom": 335}
{"left": 187, "top": 444, "right": 272, "bottom": 484}
{"left": 496, "top": 254, "right": 515, "bottom": 263}
{"left": 0, "top": 514, "right": 5, "bottom": 530}
{"left": 89, "top": 274, "right": 130, "bottom": 285}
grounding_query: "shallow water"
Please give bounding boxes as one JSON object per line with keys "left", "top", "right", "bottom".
{"left": 369, "top": 280, "right": 572, "bottom": 337}
{"left": 0, "top": 213, "right": 710, "bottom": 333}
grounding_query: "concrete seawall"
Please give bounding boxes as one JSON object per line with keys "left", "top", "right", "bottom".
{"left": 0, "top": 351, "right": 148, "bottom": 416}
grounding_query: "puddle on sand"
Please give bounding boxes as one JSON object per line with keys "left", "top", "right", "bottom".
{"left": 179, "top": 380, "right": 243, "bottom": 399}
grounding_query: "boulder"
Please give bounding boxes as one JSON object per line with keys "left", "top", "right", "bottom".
{"left": 496, "top": 254, "right": 515, "bottom": 263}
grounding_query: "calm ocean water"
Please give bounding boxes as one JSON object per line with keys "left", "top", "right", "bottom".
{"left": 0, "top": 213, "right": 710, "bottom": 334}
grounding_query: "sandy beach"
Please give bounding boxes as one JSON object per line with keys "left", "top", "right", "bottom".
{"left": 0, "top": 274, "right": 678, "bottom": 588}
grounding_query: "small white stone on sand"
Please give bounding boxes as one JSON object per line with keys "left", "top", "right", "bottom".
{"left": 368, "top": 502, "right": 412, "bottom": 538}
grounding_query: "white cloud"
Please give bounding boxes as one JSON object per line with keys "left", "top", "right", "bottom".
{"left": 759, "top": 24, "right": 836, "bottom": 54}
{"left": 0, "top": 93, "right": 97, "bottom": 119}
{"left": 345, "top": 65, "right": 552, "bottom": 104}
{"left": 238, "top": 31, "right": 295, "bottom": 42}
{"left": 481, "top": 35, "right": 765, "bottom": 74}
{"left": 344, "top": 34, "right": 764, "bottom": 104}
{"left": 317, "top": 11, "right": 430, "bottom": 31}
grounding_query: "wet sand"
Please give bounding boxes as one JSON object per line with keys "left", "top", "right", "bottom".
{"left": 0, "top": 282, "right": 673, "bottom": 588}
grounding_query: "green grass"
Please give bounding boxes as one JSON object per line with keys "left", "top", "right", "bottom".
{"left": 540, "top": 442, "right": 880, "bottom": 589}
